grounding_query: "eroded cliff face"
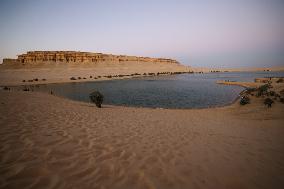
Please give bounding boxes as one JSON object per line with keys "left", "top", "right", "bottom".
{"left": 2, "top": 51, "right": 180, "bottom": 65}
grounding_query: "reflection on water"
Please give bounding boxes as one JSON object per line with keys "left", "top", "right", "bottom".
{"left": 30, "top": 71, "right": 284, "bottom": 109}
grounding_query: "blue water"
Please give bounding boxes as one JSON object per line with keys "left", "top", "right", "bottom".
{"left": 31, "top": 71, "right": 284, "bottom": 109}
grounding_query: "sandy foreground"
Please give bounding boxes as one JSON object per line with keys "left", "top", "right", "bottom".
{"left": 0, "top": 82, "right": 284, "bottom": 189}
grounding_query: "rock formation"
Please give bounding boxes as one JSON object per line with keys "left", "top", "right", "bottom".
{"left": 2, "top": 51, "right": 180, "bottom": 65}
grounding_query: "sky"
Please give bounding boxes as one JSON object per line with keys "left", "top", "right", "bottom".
{"left": 0, "top": 0, "right": 284, "bottom": 68}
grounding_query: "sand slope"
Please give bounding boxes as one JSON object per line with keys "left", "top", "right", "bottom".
{"left": 0, "top": 62, "right": 190, "bottom": 86}
{"left": 0, "top": 90, "right": 284, "bottom": 189}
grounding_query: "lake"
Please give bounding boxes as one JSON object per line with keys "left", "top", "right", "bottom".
{"left": 29, "top": 71, "right": 284, "bottom": 109}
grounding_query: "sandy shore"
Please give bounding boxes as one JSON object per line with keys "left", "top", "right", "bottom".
{"left": 1, "top": 82, "right": 284, "bottom": 189}
{"left": 0, "top": 62, "right": 190, "bottom": 86}
{"left": 1, "top": 63, "right": 283, "bottom": 87}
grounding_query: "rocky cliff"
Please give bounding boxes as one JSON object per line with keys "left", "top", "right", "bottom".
{"left": 2, "top": 51, "right": 180, "bottom": 65}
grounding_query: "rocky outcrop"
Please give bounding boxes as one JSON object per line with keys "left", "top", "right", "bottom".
{"left": 2, "top": 58, "right": 19, "bottom": 64}
{"left": 2, "top": 51, "right": 180, "bottom": 65}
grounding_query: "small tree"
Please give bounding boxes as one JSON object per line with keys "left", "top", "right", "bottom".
{"left": 257, "top": 84, "right": 270, "bottom": 97}
{"left": 264, "top": 98, "right": 274, "bottom": 108}
{"left": 240, "top": 96, "right": 250, "bottom": 105}
{"left": 89, "top": 91, "right": 104, "bottom": 108}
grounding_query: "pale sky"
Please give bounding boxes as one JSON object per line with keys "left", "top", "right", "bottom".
{"left": 0, "top": 0, "right": 284, "bottom": 68}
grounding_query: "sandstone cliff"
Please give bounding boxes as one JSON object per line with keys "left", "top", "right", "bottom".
{"left": 0, "top": 51, "right": 191, "bottom": 85}
{"left": 2, "top": 51, "right": 180, "bottom": 65}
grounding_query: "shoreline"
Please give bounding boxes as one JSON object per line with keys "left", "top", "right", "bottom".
{"left": 2, "top": 71, "right": 283, "bottom": 111}
{"left": 1, "top": 67, "right": 283, "bottom": 87}
{"left": 4, "top": 74, "right": 247, "bottom": 111}
{"left": 2, "top": 87, "right": 243, "bottom": 111}
{"left": 0, "top": 71, "right": 192, "bottom": 87}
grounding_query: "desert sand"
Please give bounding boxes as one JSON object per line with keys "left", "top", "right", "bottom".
{"left": 1, "top": 79, "right": 284, "bottom": 189}
{"left": 0, "top": 61, "right": 190, "bottom": 86}
{"left": 1, "top": 59, "right": 284, "bottom": 86}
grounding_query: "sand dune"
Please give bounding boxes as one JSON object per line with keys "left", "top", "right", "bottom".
{"left": 0, "top": 89, "right": 284, "bottom": 189}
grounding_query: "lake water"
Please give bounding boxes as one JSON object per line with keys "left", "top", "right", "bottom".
{"left": 31, "top": 71, "right": 284, "bottom": 109}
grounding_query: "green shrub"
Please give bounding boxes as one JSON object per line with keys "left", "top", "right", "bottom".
{"left": 89, "top": 91, "right": 104, "bottom": 108}
{"left": 257, "top": 84, "right": 270, "bottom": 97}
{"left": 259, "top": 84, "right": 269, "bottom": 92}
{"left": 70, "top": 77, "right": 76, "bottom": 80}
{"left": 240, "top": 96, "right": 250, "bottom": 105}
{"left": 264, "top": 98, "right": 274, "bottom": 108}
{"left": 245, "top": 88, "right": 257, "bottom": 95}
{"left": 269, "top": 91, "right": 276, "bottom": 96}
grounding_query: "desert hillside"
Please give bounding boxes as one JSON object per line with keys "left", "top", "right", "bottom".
{"left": 0, "top": 51, "right": 191, "bottom": 86}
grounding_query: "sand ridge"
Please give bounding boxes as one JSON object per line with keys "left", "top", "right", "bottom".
{"left": 0, "top": 89, "right": 284, "bottom": 189}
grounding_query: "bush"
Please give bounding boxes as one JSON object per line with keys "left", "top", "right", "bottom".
{"left": 78, "top": 77, "right": 81, "bottom": 80}
{"left": 90, "top": 76, "right": 93, "bottom": 78}
{"left": 269, "top": 91, "right": 276, "bottom": 96}
{"left": 245, "top": 88, "right": 257, "bottom": 95}
{"left": 240, "top": 96, "right": 250, "bottom": 105}
{"left": 34, "top": 78, "right": 38, "bottom": 81}
{"left": 3, "top": 86, "right": 10, "bottom": 90}
{"left": 42, "top": 78, "right": 46, "bottom": 81}
{"left": 264, "top": 98, "right": 274, "bottom": 108}
{"left": 280, "top": 98, "right": 284, "bottom": 103}
{"left": 22, "top": 80, "right": 26, "bottom": 82}
{"left": 276, "top": 78, "right": 283, "bottom": 83}
{"left": 259, "top": 84, "right": 269, "bottom": 92}
{"left": 89, "top": 91, "right": 104, "bottom": 108}
{"left": 280, "top": 89, "right": 284, "bottom": 96}
{"left": 70, "top": 77, "right": 76, "bottom": 80}
{"left": 257, "top": 84, "right": 270, "bottom": 97}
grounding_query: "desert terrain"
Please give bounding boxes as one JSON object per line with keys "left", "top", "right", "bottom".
{"left": 0, "top": 77, "right": 284, "bottom": 189}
